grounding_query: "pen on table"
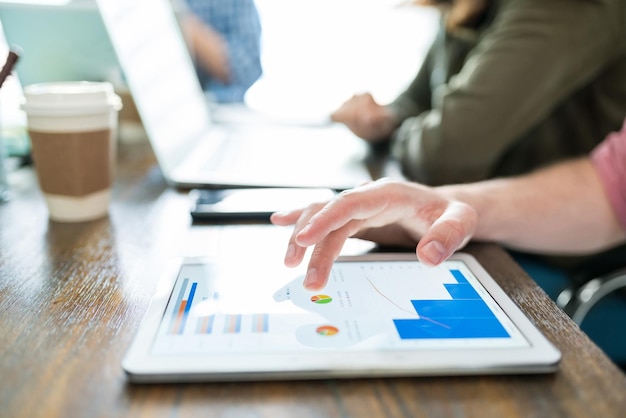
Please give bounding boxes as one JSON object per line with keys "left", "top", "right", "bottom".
{"left": 0, "top": 48, "right": 20, "bottom": 89}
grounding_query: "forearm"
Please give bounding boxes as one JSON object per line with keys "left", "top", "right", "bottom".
{"left": 439, "top": 158, "right": 626, "bottom": 254}
{"left": 184, "top": 15, "right": 230, "bottom": 83}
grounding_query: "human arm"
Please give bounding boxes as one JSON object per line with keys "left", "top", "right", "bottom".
{"left": 329, "top": 24, "right": 438, "bottom": 142}
{"left": 271, "top": 155, "right": 626, "bottom": 290}
{"left": 182, "top": 0, "right": 262, "bottom": 102}
{"left": 441, "top": 158, "right": 625, "bottom": 253}
{"left": 328, "top": 0, "right": 493, "bottom": 142}
{"left": 453, "top": 116, "right": 626, "bottom": 251}
{"left": 180, "top": 13, "right": 231, "bottom": 83}
{"left": 390, "top": 0, "right": 623, "bottom": 185}
{"left": 329, "top": 93, "right": 400, "bottom": 142}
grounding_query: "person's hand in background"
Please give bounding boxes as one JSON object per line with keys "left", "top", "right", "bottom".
{"left": 330, "top": 93, "right": 399, "bottom": 143}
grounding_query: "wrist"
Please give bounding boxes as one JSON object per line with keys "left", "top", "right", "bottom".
{"left": 436, "top": 182, "right": 500, "bottom": 242}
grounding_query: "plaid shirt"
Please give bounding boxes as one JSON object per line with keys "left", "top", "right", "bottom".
{"left": 184, "top": 0, "right": 262, "bottom": 103}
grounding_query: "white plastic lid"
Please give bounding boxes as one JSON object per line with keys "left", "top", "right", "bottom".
{"left": 21, "top": 81, "right": 122, "bottom": 116}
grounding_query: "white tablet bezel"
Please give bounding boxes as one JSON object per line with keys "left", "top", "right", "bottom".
{"left": 122, "top": 253, "right": 561, "bottom": 382}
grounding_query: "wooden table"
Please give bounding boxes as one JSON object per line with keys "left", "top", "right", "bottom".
{"left": 1, "top": 140, "right": 625, "bottom": 418}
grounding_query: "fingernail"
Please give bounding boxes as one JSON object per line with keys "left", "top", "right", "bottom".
{"left": 295, "top": 227, "right": 311, "bottom": 246}
{"left": 298, "top": 224, "right": 311, "bottom": 236}
{"left": 303, "top": 268, "right": 318, "bottom": 290}
{"left": 422, "top": 241, "right": 446, "bottom": 265}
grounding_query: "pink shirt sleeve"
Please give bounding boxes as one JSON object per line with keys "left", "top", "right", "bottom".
{"left": 591, "top": 118, "right": 626, "bottom": 231}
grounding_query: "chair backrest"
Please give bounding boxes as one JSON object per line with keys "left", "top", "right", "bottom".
{"left": 570, "top": 243, "right": 626, "bottom": 287}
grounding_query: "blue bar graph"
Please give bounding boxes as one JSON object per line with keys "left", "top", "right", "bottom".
{"left": 393, "top": 269, "right": 509, "bottom": 339}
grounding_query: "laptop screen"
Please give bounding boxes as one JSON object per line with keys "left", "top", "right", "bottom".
{"left": 0, "top": 1, "right": 121, "bottom": 87}
{"left": 96, "top": 0, "right": 213, "bottom": 174}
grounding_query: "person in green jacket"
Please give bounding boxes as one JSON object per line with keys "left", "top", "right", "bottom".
{"left": 331, "top": 0, "right": 626, "bottom": 185}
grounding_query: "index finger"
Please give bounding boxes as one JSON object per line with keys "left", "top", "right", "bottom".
{"left": 294, "top": 186, "right": 385, "bottom": 247}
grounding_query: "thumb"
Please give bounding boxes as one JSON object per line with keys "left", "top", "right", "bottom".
{"left": 416, "top": 201, "right": 477, "bottom": 266}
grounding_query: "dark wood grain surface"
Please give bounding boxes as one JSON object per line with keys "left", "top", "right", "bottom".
{"left": 1, "top": 141, "right": 625, "bottom": 418}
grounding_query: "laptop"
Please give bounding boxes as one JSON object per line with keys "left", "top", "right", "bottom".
{"left": 95, "top": 0, "right": 373, "bottom": 190}
{"left": 123, "top": 251, "right": 561, "bottom": 382}
{"left": 0, "top": 0, "right": 121, "bottom": 87}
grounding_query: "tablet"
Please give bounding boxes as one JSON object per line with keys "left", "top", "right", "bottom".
{"left": 122, "top": 253, "right": 561, "bottom": 382}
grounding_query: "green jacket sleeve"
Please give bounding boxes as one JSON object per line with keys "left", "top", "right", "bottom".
{"left": 389, "top": 0, "right": 626, "bottom": 185}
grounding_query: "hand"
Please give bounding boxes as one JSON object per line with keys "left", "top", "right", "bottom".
{"left": 270, "top": 178, "right": 477, "bottom": 290}
{"left": 330, "top": 93, "right": 398, "bottom": 143}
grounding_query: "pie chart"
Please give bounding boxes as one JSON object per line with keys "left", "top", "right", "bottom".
{"left": 316, "top": 325, "right": 339, "bottom": 336}
{"left": 310, "top": 294, "right": 332, "bottom": 304}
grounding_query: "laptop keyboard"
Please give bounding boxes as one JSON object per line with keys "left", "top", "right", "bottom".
{"left": 202, "top": 127, "right": 323, "bottom": 174}
{"left": 183, "top": 123, "right": 372, "bottom": 189}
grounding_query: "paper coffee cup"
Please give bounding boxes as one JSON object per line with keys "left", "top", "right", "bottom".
{"left": 22, "top": 81, "right": 122, "bottom": 222}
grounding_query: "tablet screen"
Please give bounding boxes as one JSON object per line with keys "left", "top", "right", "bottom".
{"left": 151, "top": 257, "right": 529, "bottom": 355}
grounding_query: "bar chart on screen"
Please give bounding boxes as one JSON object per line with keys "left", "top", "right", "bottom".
{"left": 150, "top": 257, "right": 533, "bottom": 357}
